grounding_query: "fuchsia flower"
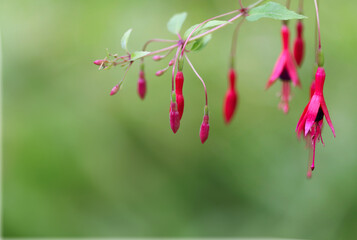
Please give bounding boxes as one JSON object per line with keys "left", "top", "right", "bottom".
{"left": 266, "top": 24, "right": 301, "bottom": 114}
{"left": 296, "top": 67, "right": 335, "bottom": 171}
{"left": 223, "top": 68, "right": 238, "bottom": 123}
{"left": 294, "top": 21, "right": 305, "bottom": 67}
{"left": 137, "top": 71, "right": 146, "bottom": 99}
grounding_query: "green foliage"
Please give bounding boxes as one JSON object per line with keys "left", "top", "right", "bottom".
{"left": 191, "top": 34, "right": 212, "bottom": 51}
{"left": 121, "top": 29, "right": 132, "bottom": 51}
{"left": 167, "top": 12, "right": 187, "bottom": 34}
{"left": 131, "top": 51, "right": 150, "bottom": 61}
{"left": 247, "top": 2, "right": 307, "bottom": 21}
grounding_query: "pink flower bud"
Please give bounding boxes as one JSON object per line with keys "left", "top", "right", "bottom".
{"left": 199, "top": 115, "right": 209, "bottom": 144}
{"left": 138, "top": 71, "right": 146, "bottom": 100}
{"left": 169, "top": 60, "right": 174, "bottom": 66}
{"left": 110, "top": 84, "right": 120, "bottom": 96}
{"left": 152, "top": 55, "right": 162, "bottom": 61}
{"left": 93, "top": 59, "right": 105, "bottom": 65}
{"left": 224, "top": 89, "right": 238, "bottom": 124}
{"left": 169, "top": 102, "right": 180, "bottom": 134}
{"left": 156, "top": 70, "right": 164, "bottom": 76}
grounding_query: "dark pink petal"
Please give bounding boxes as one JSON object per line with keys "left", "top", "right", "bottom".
{"left": 304, "top": 95, "right": 321, "bottom": 136}
{"left": 267, "top": 52, "right": 286, "bottom": 88}
{"left": 286, "top": 52, "right": 301, "bottom": 87}
{"left": 296, "top": 102, "right": 310, "bottom": 135}
{"left": 320, "top": 98, "right": 336, "bottom": 137}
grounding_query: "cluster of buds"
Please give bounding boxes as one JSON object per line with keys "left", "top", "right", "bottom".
{"left": 93, "top": 0, "right": 335, "bottom": 177}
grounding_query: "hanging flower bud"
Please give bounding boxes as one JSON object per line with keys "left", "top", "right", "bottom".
{"left": 110, "top": 84, "right": 120, "bottom": 96}
{"left": 223, "top": 68, "right": 238, "bottom": 123}
{"left": 152, "top": 55, "right": 163, "bottom": 61}
{"left": 169, "top": 92, "right": 180, "bottom": 134}
{"left": 294, "top": 21, "right": 305, "bottom": 67}
{"left": 175, "top": 71, "right": 185, "bottom": 119}
{"left": 199, "top": 106, "right": 210, "bottom": 144}
{"left": 137, "top": 71, "right": 146, "bottom": 99}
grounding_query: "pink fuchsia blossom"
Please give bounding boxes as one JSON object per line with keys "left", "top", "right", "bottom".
{"left": 266, "top": 24, "right": 301, "bottom": 114}
{"left": 296, "top": 67, "right": 335, "bottom": 171}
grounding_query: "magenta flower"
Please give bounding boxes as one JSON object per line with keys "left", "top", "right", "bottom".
{"left": 296, "top": 67, "right": 335, "bottom": 171}
{"left": 169, "top": 100, "right": 180, "bottom": 134}
{"left": 266, "top": 25, "right": 301, "bottom": 114}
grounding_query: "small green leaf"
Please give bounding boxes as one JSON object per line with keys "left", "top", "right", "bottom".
{"left": 191, "top": 34, "right": 212, "bottom": 52}
{"left": 121, "top": 29, "right": 132, "bottom": 51}
{"left": 131, "top": 51, "right": 150, "bottom": 61}
{"left": 167, "top": 12, "right": 187, "bottom": 34}
{"left": 246, "top": 2, "right": 307, "bottom": 21}
{"left": 184, "top": 20, "right": 229, "bottom": 39}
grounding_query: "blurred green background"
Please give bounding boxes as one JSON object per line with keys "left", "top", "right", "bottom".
{"left": 2, "top": 0, "right": 357, "bottom": 239}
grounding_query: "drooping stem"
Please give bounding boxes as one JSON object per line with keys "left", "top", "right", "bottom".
{"left": 314, "top": 0, "right": 322, "bottom": 50}
{"left": 117, "top": 62, "right": 133, "bottom": 85}
{"left": 239, "top": 0, "right": 244, "bottom": 9}
{"left": 286, "top": 0, "right": 291, "bottom": 9}
{"left": 181, "top": 9, "right": 241, "bottom": 56}
{"left": 172, "top": 47, "right": 182, "bottom": 93}
{"left": 230, "top": 18, "right": 245, "bottom": 68}
{"left": 298, "top": 0, "right": 304, "bottom": 14}
{"left": 189, "top": 13, "right": 244, "bottom": 43}
{"left": 185, "top": 54, "right": 208, "bottom": 105}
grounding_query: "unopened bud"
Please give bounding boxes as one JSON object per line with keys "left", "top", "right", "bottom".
{"left": 156, "top": 70, "right": 165, "bottom": 76}
{"left": 169, "top": 59, "right": 174, "bottom": 66}
{"left": 170, "top": 101, "right": 180, "bottom": 134}
{"left": 199, "top": 114, "right": 210, "bottom": 144}
{"left": 94, "top": 59, "right": 105, "bottom": 65}
{"left": 110, "top": 84, "right": 120, "bottom": 96}
{"left": 152, "top": 55, "right": 163, "bottom": 61}
{"left": 138, "top": 71, "right": 146, "bottom": 99}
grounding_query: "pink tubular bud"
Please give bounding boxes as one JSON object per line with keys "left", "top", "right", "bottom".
{"left": 169, "top": 59, "right": 174, "bottom": 66}
{"left": 152, "top": 55, "right": 162, "bottom": 61}
{"left": 199, "top": 115, "right": 210, "bottom": 144}
{"left": 156, "top": 70, "right": 165, "bottom": 76}
{"left": 110, "top": 84, "right": 120, "bottom": 96}
{"left": 223, "top": 89, "right": 238, "bottom": 124}
{"left": 138, "top": 71, "right": 146, "bottom": 99}
{"left": 169, "top": 102, "right": 180, "bottom": 134}
{"left": 94, "top": 59, "right": 105, "bottom": 65}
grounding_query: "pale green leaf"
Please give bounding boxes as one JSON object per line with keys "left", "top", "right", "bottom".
{"left": 131, "top": 51, "right": 150, "bottom": 61}
{"left": 246, "top": 2, "right": 307, "bottom": 21}
{"left": 191, "top": 34, "right": 212, "bottom": 52}
{"left": 121, "top": 29, "right": 132, "bottom": 51}
{"left": 167, "top": 12, "right": 187, "bottom": 34}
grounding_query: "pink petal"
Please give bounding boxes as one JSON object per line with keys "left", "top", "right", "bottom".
{"left": 286, "top": 52, "right": 301, "bottom": 87}
{"left": 320, "top": 98, "right": 336, "bottom": 137}
{"left": 296, "top": 102, "right": 310, "bottom": 135}
{"left": 267, "top": 52, "right": 286, "bottom": 89}
{"left": 304, "top": 95, "right": 321, "bottom": 136}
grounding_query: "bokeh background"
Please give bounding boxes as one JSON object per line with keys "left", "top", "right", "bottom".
{"left": 2, "top": 0, "right": 357, "bottom": 239}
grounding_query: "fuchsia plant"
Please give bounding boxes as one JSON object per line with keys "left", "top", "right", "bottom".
{"left": 93, "top": 0, "right": 335, "bottom": 177}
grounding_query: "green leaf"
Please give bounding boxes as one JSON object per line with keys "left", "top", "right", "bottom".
{"left": 167, "top": 12, "right": 187, "bottom": 34}
{"left": 191, "top": 34, "right": 212, "bottom": 52}
{"left": 184, "top": 20, "right": 229, "bottom": 39}
{"left": 131, "top": 51, "right": 150, "bottom": 61}
{"left": 246, "top": 2, "right": 307, "bottom": 21}
{"left": 121, "top": 29, "right": 132, "bottom": 51}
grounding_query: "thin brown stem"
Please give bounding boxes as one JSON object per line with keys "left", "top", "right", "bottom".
{"left": 314, "top": 0, "right": 322, "bottom": 50}
{"left": 185, "top": 54, "right": 208, "bottom": 105}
